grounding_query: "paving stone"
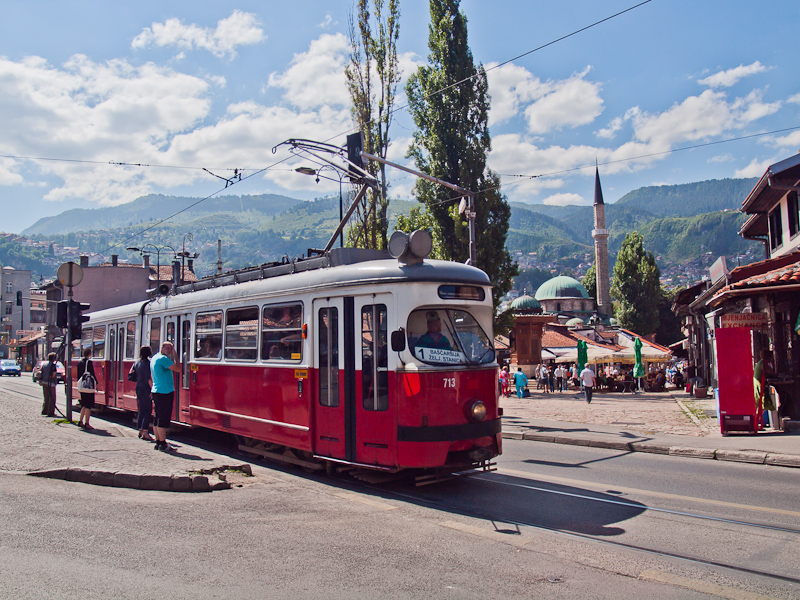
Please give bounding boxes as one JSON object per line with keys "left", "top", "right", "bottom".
{"left": 139, "top": 474, "right": 171, "bottom": 491}
{"left": 191, "top": 475, "right": 211, "bottom": 492}
{"left": 765, "top": 453, "right": 800, "bottom": 468}
{"left": 113, "top": 472, "right": 143, "bottom": 489}
{"left": 170, "top": 475, "right": 193, "bottom": 492}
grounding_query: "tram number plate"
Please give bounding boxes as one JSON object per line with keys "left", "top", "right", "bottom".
{"left": 294, "top": 369, "right": 308, "bottom": 380}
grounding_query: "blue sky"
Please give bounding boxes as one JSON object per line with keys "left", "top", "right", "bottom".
{"left": 0, "top": 0, "right": 798, "bottom": 233}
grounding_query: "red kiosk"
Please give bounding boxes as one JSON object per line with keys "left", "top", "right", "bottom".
{"left": 715, "top": 314, "right": 766, "bottom": 435}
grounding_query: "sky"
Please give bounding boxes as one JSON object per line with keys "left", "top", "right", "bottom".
{"left": 0, "top": 0, "right": 799, "bottom": 234}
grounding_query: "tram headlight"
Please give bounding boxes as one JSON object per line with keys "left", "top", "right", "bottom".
{"left": 468, "top": 400, "right": 487, "bottom": 422}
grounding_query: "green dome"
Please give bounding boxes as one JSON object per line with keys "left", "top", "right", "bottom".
{"left": 565, "top": 317, "right": 585, "bottom": 327}
{"left": 535, "top": 276, "right": 590, "bottom": 301}
{"left": 510, "top": 294, "right": 541, "bottom": 311}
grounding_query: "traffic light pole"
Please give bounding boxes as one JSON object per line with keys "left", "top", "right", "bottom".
{"left": 65, "top": 288, "right": 73, "bottom": 423}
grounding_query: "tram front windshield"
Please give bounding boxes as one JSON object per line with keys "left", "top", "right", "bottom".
{"left": 407, "top": 308, "right": 494, "bottom": 365}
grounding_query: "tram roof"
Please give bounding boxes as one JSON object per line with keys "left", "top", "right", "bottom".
{"left": 86, "top": 256, "right": 491, "bottom": 322}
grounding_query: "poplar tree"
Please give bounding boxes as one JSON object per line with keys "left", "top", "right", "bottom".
{"left": 405, "top": 0, "right": 516, "bottom": 308}
{"left": 611, "top": 231, "right": 661, "bottom": 335}
{"left": 344, "top": 0, "right": 400, "bottom": 250}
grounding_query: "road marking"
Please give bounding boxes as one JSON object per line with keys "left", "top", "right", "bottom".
{"left": 498, "top": 468, "right": 800, "bottom": 518}
{"left": 332, "top": 491, "right": 397, "bottom": 511}
{"left": 439, "top": 520, "right": 531, "bottom": 547}
{"left": 640, "top": 569, "right": 778, "bottom": 600}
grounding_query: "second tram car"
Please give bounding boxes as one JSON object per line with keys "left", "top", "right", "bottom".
{"left": 72, "top": 245, "right": 501, "bottom": 477}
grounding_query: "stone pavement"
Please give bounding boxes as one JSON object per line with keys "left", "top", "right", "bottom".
{"left": 500, "top": 385, "right": 800, "bottom": 469}
{"left": 0, "top": 383, "right": 252, "bottom": 493}
{"left": 2, "top": 377, "right": 799, "bottom": 497}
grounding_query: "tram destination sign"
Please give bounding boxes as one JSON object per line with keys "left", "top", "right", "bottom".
{"left": 720, "top": 313, "right": 767, "bottom": 328}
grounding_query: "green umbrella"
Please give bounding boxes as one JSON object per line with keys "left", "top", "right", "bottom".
{"left": 577, "top": 340, "right": 588, "bottom": 372}
{"left": 633, "top": 337, "right": 645, "bottom": 378}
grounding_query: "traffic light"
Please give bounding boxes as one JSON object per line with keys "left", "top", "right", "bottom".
{"left": 16, "top": 290, "right": 22, "bottom": 306}
{"left": 346, "top": 131, "right": 364, "bottom": 181}
{"left": 68, "top": 299, "right": 90, "bottom": 339}
{"left": 56, "top": 300, "right": 69, "bottom": 328}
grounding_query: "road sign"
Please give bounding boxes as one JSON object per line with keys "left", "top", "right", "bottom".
{"left": 56, "top": 262, "right": 83, "bottom": 287}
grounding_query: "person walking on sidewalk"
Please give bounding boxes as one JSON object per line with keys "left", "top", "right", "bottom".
{"left": 132, "top": 345, "right": 154, "bottom": 441}
{"left": 499, "top": 366, "right": 510, "bottom": 398}
{"left": 39, "top": 352, "right": 58, "bottom": 417}
{"left": 513, "top": 368, "right": 529, "bottom": 398}
{"left": 539, "top": 364, "right": 549, "bottom": 393}
{"left": 151, "top": 341, "right": 181, "bottom": 452}
{"left": 580, "top": 365, "right": 596, "bottom": 404}
{"left": 76, "top": 348, "right": 96, "bottom": 429}
{"left": 555, "top": 364, "right": 564, "bottom": 392}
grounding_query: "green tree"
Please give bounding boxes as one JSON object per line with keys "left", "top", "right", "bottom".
{"left": 394, "top": 205, "right": 446, "bottom": 259}
{"left": 581, "top": 262, "right": 597, "bottom": 303}
{"left": 611, "top": 232, "right": 661, "bottom": 335}
{"left": 656, "top": 286, "right": 684, "bottom": 346}
{"left": 405, "top": 0, "right": 516, "bottom": 309}
{"left": 345, "top": 0, "right": 400, "bottom": 250}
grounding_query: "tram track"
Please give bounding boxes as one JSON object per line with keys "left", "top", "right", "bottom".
{"left": 347, "top": 468, "right": 800, "bottom": 589}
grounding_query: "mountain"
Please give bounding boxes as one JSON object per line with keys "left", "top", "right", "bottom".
{"left": 22, "top": 193, "right": 303, "bottom": 236}
{"left": 613, "top": 178, "right": 758, "bottom": 217}
{"left": 8, "top": 177, "right": 761, "bottom": 281}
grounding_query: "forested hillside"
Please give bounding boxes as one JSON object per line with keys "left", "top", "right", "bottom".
{"left": 613, "top": 178, "right": 757, "bottom": 217}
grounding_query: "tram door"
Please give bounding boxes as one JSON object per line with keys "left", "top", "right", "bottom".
{"left": 163, "top": 315, "right": 190, "bottom": 421}
{"left": 313, "top": 295, "right": 394, "bottom": 465}
{"left": 107, "top": 323, "right": 126, "bottom": 408}
{"left": 314, "top": 298, "right": 347, "bottom": 460}
{"left": 353, "top": 295, "right": 394, "bottom": 465}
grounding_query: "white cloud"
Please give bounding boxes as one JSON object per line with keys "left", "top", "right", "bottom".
{"left": 708, "top": 154, "right": 734, "bottom": 164}
{"left": 523, "top": 68, "right": 603, "bottom": 134}
{"left": 543, "top": 193, "right": 587, "bottom": 206}
{"left": 486, "top": 62, "right": 549, "bottom": 126}
{"left": 268, "top": 33, "right": 350, "bottom": 109}
{"left": 319, "top": 14, "right": 337, "bottom": 29}
{"left": 766, "top": 129, "right": 800, "bottom": 150}
{"left": 735, "top": 157, "right": 772, "bottom": 178}
{"left": 596, "top": 116, "right": 623, "bottom": 140}
{"left": 132, "top": 10, "right": 265, "bottom": 59}
{"left": 699, "top": 61, "right": 770, "bottom": 88}
{"left": 788, "top": 93, "right": 800, "bottom": 105}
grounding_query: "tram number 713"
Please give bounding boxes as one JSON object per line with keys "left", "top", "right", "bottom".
{"left": 443, "top": 377, "right": 456, "bottom": 388}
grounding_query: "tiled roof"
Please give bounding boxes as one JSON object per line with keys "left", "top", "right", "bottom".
{"left": 725, "top": 259, "right": 800, "bottom": 291}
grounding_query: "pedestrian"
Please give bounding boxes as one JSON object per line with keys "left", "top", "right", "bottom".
{"left": 76, "top": 348, "right": 96, "bottom": 429}
{"left": 499, "top": 365, "right": 510, "bottom": 398}
{"left": 150, "top": 341, "right": 181, "bottom": 452}
{"left": 554, "top": 364, "right": 564, "bottom": 392}
{"left": 570, "top": 363, "right": 578, "bottom": 389}
{"left": 39, "top": 352, "right": 58, "bottom": 417}
{"left": 513, "top": 368, "right": 528, "bottom": 398}
{"left": 547, "top": 364, "right": 555, "bottom": 393}
{"left": 131, "top": 345, "right": 154, "bottom": 441}
{"left": 580, "top": 364, "right": 596, "bottom": 404}
{"left": 539, "top": 364, "right": 549, "bottom": 393}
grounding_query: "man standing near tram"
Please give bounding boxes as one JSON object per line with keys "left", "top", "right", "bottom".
{"left": 151, "top": 341, "right": 181, "bottom": 452}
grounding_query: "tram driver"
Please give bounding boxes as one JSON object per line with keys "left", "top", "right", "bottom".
{"left": 415, "top": 311, "right": 453, "bottom": 351}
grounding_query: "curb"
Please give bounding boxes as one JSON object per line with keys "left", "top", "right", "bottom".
{"left": 28, "top": 466, "right": 241, "bottom": 492}
{"left": 502, "top": 430, "right": 800, "bottom": 469}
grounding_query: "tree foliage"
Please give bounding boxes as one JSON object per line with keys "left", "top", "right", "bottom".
{"left": 581, "top": 262, "right": 597, "bottom": 302}
{"left": 345, "top": 0, "right": 400, "bottom": 250}
{"left": 394, "top": 205, "right": 446, "bottom": 260}
{"left": 405, "top": 0, "right": 516, "bottom": 308}
{"left": 611, "top": 232, "right": 661, "bottom": 335}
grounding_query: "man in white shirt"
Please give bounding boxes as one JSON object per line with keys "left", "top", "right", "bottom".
{"left": 580, "top": 365, "right": 596, "bottom": 404}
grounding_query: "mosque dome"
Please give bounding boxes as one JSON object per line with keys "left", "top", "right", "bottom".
{"left": 510, "top": 294, "right": 541, "bottom": 312}
{"left": 565, "top": 317, "right": 585, "bottom": 327}
{"left": 535, "top": 276, "right": 590, "bottom": 301}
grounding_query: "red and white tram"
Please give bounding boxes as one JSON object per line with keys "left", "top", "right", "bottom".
{"left": 72, "top": 244, "right": 501, "bottom": 477}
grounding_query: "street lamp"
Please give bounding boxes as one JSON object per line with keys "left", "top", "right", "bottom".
{"left": 296, "top": 165, "right": 347, "bottom": 248}
{"left": 177, "top": 232, "right": 198, "bottom": 283}
{"left": 126, "top": 243, "right": 177, "bottom": 292}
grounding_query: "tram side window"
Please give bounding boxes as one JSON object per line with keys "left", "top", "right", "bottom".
{"left": 80, "top": 328, "right": 92, "bottom": 359}
{"left": 195, "top": 311, "right": 222, "bottom": 361}
{"left": 318, "top": 307, "right": 339, "bottom": 407}
{"left": 149, "top": 318, "right": 161, "bottom": 354}
{"left": 261, "top": 303, "right": 303, "bottom": 361}
{"left": 125, "top": 320, "right": 136, "bottom": 360}
{"left": 225, "top": 306, "right": 258, "bottom": 361}
{"left": 166, "top": 321, "right": 176, "bottom": 344}
{"left": 362, "top": 305, "right": 388, "bottom": 411}
{"left": 93, "top": 325, "right": 106, "bottom": 359}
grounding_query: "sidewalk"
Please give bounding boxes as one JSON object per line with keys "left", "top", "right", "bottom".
{"left": 0, "top": 386, "right": 253, "bottom": 493}
{"left": 500, "top": 385, "right": 800, "bottom": 468}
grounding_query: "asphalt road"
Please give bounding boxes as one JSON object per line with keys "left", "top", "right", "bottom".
{"left": 1, "top": 375, "right": 798, "bottom": 598}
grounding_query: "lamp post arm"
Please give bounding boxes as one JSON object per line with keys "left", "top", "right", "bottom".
{"left": 323, "top": 184, "right": 370, "bottom": 253}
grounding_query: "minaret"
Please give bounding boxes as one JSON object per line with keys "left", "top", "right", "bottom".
{"left": 592, "top": 166, "right": 612, "bottom": 317}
